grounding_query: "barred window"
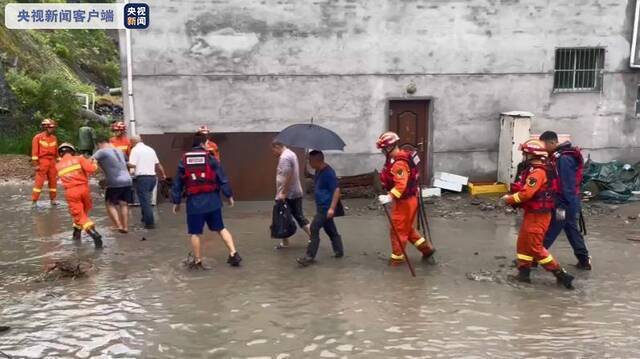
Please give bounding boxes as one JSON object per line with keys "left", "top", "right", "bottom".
{"left": 553, "top": 48, "right": 605, "bottom": 92}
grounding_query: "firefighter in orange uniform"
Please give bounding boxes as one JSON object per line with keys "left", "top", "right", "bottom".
{"left": 197, "top": 125, "right": 221, "bottom": 162}
{"left": 110, "top": 121, "right": 131, "bottom": 157}
{"left": 31, "top": 118, "right": 59, "bottom": 206}
{"left": 56, "top": 143, "right": 103, "bottom": 249}
{"left": 501, "top": 139, "right": 574, "bottom": 289}
{"left": 376, "top": 131, "right": 435, "bottom": 265}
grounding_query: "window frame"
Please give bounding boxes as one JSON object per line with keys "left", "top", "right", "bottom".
{"left": 553, "top": 47, "right": 606, "bottom": 94}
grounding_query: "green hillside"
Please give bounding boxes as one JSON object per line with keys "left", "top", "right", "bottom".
{"left": 0, "top": 0, "right": 121, "bottom": 154}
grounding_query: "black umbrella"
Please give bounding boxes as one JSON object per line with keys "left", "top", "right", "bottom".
{"left": 275, "top": 123, "right": 346, "bottom": 151}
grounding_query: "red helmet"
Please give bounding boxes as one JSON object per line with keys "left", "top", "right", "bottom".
{"left": 197, "top": 125, "right": 210, "bottom": 135}
{"left": 376, "top": 131, "right": 400, "bottom": 149}
{"left": 41, "top": 118, "right": 57, "bottom": 129}
{"left": 111, "top": 121, "right": 126, "bottom": 131}
{"left": 520, "top": 139, "right": 548, "bottom": 157}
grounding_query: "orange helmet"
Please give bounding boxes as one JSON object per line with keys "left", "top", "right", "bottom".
{"left": 41, "top": 118, "right": 56, "bottom": 128}
{"left": 111, "top": 121, "right": 126, "bottom": 131}
{"left": 376, "top": 131, "right": 400, "bottom": 149}
{"left": 197, "top": 125, "right": 210, "bottom": 134}
{"left": 520, "top": 139, "right": 548, "bottom": 157}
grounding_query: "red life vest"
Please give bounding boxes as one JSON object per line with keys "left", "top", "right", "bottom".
{"left": 512, "top": 163, "right": 555, "bottom": 213}
{"left": 182, "top": 150, "right": 218, "bottom": 195}
{"left": 380, "top": 150, "right": 420, "bottom": 199}
{"left": 550, "top": 145, "right": 584, "bottom": 195}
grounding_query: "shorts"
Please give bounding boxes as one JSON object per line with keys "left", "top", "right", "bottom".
{"left": 105, "top": 186, "right": 134, "bottom": 205}
{"left": 187, "top": 209, "right": 225, "bottom": 235}
{"left": 285, "top": 197, "right": 310, "bottom": 227}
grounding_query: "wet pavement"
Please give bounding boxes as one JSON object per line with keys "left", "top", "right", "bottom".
{"left": 1, "top": 184, "right": 640, "bottom": 358}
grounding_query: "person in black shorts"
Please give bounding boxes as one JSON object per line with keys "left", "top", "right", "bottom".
{"left": 93, "top": 136, "right": 134, "bottom": 233}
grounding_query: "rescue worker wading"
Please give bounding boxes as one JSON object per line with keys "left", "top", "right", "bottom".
{"left": 171, "top": 133, "right": 241, "bottom": 269}
{"left": 110, "top": 121, "right": 131, "bottom": 158}
{"left": 501, "top": 139, "right": 574, "bottom": 289}
{"left": 31, "top": 118, "right": 59, "bottom": 206}
{"left": 197, "top": 125, "right": 221, "bottom": 162}
{"left": 376, "top": 131, "right": 435, "bottom": 265}
{"left": 56, "top": 143, "right": 103, "bottom": 249}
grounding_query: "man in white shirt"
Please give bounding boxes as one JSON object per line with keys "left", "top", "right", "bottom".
{"left": 129, "top": 135, "right": 167, "bottom": 229}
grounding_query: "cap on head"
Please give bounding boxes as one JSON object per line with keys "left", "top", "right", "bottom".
{"left": 41, "top": 118, "right": 57, "bottom": 129}
{"left": 57, "top": 142, "right": 76, "bottom": 155}
{"left": 197, "top": 125, "right": 210, "bottom": 135}
{"left": 376, "top": 131, "right": 400, "bottom": 149}
{"left": 111, "top": 121, "right": 126, "bottom": 131}
{"left": 520, "top": 139, "right": 548, "bottom": 157}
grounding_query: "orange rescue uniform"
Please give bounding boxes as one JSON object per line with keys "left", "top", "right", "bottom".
{"left": 205, "top": 139, "right": 221, "bottom": 162}
{"left": 56, "top": 154, "right": 98, "bottom": 231}
{"left": 110, "top": 136, "right": 131, "bottom": 157}
{"left": 506, "top": 166, "right": 560, "bottom": 271}
{"left": 385, "top": 157, "right": 432, "bottom": 263}
{"left": 31, "top": 131, "right": 58, "bottom": 201}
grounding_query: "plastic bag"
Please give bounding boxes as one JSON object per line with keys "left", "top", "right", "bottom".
{"left": 270, "top": 200, "right": 297, "bottom": 239}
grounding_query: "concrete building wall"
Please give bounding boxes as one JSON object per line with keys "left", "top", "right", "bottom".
{"left": 123, "top": 0, "right": 640, "bottom": 179}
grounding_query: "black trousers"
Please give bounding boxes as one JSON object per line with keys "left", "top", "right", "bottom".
{"left": 306, "top": 208, "right": 343, "bottom": 259}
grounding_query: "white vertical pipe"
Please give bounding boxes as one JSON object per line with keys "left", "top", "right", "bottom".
{"left": 124, "top": 0, "right": 136, "bottom": 136}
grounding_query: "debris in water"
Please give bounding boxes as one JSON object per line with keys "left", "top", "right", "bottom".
{"left": 0, "top": 326, "right": 10, "bottom": 332}
{"left": 627, "top": 236, "right": 640, "bottom": 242}
{"left": 479, "top": 203, "right": 496, "bottom": 211}
{"left": 494, "top": 255, "right": 507, "bottom": 260}
{"left": 470, "top": 198, "right": 482, "bottom": 205}
{"left": 466, "top": 271, "right": 495, "bottom": 282}
{"left": 141, "top": 237, "right": 147, "bottom": 241}
{"left": 42, "top": 258, "right": 93, "bottom": 281}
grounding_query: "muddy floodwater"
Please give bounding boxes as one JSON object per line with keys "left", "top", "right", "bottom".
{"left": 1, "top": 184, "right": 640, "bottom": 358}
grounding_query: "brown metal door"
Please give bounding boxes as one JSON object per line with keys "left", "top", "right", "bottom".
{"left": 389, "top": 100, "right": 429, "bottom": 181}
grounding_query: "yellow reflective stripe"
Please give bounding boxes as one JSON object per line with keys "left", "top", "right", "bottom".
{"left": 32, "top": 188, "right": 42, "bottom": 193}
{"left": 539, "top": 255, "right": 554, "bottom": 265}
{"left": 390, "top": 188, "right": 402, "bottom": 198}
{"left": 31, "top": 156, "right": 38, "bottom": 160}
{"left": 49, "top": 188, "right": 57, "bottom": 192}
{"left": 517, "top": 253, "right": 534, "bottom": 261}
{"left": 117, "top": 146, "right": 128, "bottom": 151}
{"left": 390, "top": 253, "right": 405, "bottom": 260}
{"left": 38, "top": 141, "right": 56, "bottom": 147}
{"left": 513, "top": 193, "right": 522, "bottom": 204}
{"left": 57, "top": 164, "right": 81, "bottom": 176}
{"left": 82, "top": 221, "right": 94, "bottom": 230}
{"left": 414, "top": 238, "right": 426, "bottom": 247}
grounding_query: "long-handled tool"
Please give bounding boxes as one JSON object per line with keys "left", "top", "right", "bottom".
{"left": 417, "top": 192, "right": 434, "bottom": 247}
{"left": 382, "top": 203, "right": 416, "bottom": 277}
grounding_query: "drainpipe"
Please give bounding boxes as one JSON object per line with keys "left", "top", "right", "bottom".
{"left": 124, "top": 0, "right": 137, "bottom": 136}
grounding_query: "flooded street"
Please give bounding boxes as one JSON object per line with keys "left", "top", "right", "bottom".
{"left": 1, "top": 184, "right": 640, "bottom": 358}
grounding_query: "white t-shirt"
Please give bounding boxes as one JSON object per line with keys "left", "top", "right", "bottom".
{"left": 276, "top": 148, "right": 303, "bottom": 199}
{"left": 129, "top": 142, "right": 159, "bottom": 176}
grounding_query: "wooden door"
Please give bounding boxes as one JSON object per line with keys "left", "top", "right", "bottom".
{"left": 389, "top": 100, "right": 429, "bottom": 181}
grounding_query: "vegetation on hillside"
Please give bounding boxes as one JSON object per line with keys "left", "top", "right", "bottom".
{"left": 0, "top": 0, "right": 121, "bottom": 154}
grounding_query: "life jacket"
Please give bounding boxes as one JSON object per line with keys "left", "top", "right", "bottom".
{"left": 183, "top": 150, "right": 218, "bottom": 196}
{"left": 550, "top": 144, "right": 584, "bottom": 195}
{"left": 380, "top": 149, "right": 420, "bottom": 199}
{"left": 56, "top": 155, "right": 88, "bottom": 188}
{"left": 511, "top": 163, "right": 555, "bottom": 213}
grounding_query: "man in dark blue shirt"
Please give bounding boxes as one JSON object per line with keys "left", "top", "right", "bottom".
{"left": 171, "top": 133, "right": 242, "bottom": 269}
{"left": 297, "top": 150, "right": 343, "bottom": 266}
{"left": 540, "top": 131, "right": 591, "bottom": 270}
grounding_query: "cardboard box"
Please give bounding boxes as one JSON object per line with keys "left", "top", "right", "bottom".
{"left": 434, "top": 171, "right": 469, "bottom": 185}
{"left": 433, "top": 178, "right": 463, "bottom": 192}
{"left": 421, "top": 187, "right": 442, "bottom": 197}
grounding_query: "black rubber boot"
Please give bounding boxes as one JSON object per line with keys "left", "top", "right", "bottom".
{"left": 227, "top": 252, "right": 242, "bottom": 267}
{"left": 514, "top": 267, "right": 532, "bottom": 283}
{"left": 553, "top": 268, "right": 575, "bottom": 289}
{"left": 296, "top": 256, "right": 315, "bottom": 267}
{"left": 575, "top": 257, "right": 592, "bottom": 271}
{"left": 87, "top": 228, "right": 103, "bottom": 249}
{"left": 72, "top": 228, "right": 82, "bottom": 241}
